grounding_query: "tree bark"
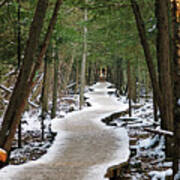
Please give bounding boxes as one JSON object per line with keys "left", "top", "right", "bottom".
{"left": 0, "top": 0, "right": 62, "bottom": 156}
{"left": 29, "top": 0, "right": 63, "bottom": 87}
{"left": 51, "top": 50, "right": 59, "bottom": 119}
{"left": 40, "top": 58, "right": 49, "bottom": 141}
{"left": 30, "top": 74, "right": 43, "bottom": 102}
{"left": 80, "top": 1, "right": 88, "bottom": 110}
{"left": 62, "top": 51, "right": 75, "bottom": 92}
{"left": 130, "top": 0, "right": 163, "bottom": 109}
{"left": 17, "top": 0, "right": 22, "bottom": 148}
{"left": 75, "top": 60, "right": 79, "bottom": 94}
{"left": 0, "top": 0, "right": 49, "bottom": 153}
{"left": 118, "top": 59, "right": 124, "bottom": 95}
{"left": 128, "top": 60, "right": 132, "bottom": 117}
{"left": 155, "top": 0, "right": 174, "bottom": 157}
{"left": 153, "top": 91, "right": 158, "bottom": 122}
{"left": 17, "top": 0, "right": 21, "bottom": 69}
{"left": 87, "top": 61, "right": 92, "bottom": 85}
{"left": 155, "top": 0, "right": 174, "bottom": 131}
{"left": 131, "top": 0, "right": 175, "bottom": 157}
{"left": 41, "top": 57, "right": 50, "bottom": 117}
{"left": 173, "top": 0, "right": 180, "bottom": 177}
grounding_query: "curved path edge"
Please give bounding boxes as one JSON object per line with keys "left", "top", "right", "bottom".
{"left": 0, "top": 82, "right": 130, "bottom": 180}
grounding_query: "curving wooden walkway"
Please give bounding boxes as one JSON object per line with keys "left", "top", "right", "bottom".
{"left": 0, "top": 82, "right": 129, "bottom": 180}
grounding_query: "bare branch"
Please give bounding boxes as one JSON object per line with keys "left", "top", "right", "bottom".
{"left": 144, "top": 128, "right": 174, "bottom": 137}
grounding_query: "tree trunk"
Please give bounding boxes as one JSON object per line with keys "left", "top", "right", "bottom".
{"left": 41, "top": 58, "right": 49, "bottom": 116}
{"left": 173, "top": 0, "right": 180, "bottom": 177}
{"left": 41, "top": 57, "right": 50, "bottom": 140}
{"left": 107, "top": 66, "right": 112, "bottom": 83}
{"left": 51, "top": 50, "right": 59, "bottom": 119}
{"left": 128, "top": 60, "right": 132, "bottom": 117}
{"left": 131, "top": 0, "right": 175, "bottom": 157}
{"left": 118, "top": 59, "right": 124, "bottom": 95}
{"left": 87, "top": 61, "right": 92, "bottom": 85}
{"left": 131, "top": 70, "right": 137, "bottom": 103}
{"left": 94, "top": 62, "right": 99, "bottom": 82}
{"left": 75, "top": 60, "right": 79, "bottom": 94}
{"left": 80, "top": 1, "right": 88, "bottom": 110}
{"left": 28, "top": 0, "right": 63, "bottom": 87}
{"left": 30, "top": 74, "right": 43, "bottom": 102}
{"left": 0, "top": 0, "right": 62, "bottom": 158}
{"left": 62, "top": 52, "right": 75, "bottom": 92}
{"left": 17, "top": 0, "right": 21, "bottom": 69}
{"left": 155, "top": 0, "right": 174, "bottom": 131}
{"left": 155, "top": 0, "right": 174, "bottom": 157}
{"left": 136, "top": 58, "right": 140, "bottom": 102}
{"left": 153, "top": 91, "right": 158, "bottom": 122}
{"left": 130, "top": 0, "right": 172, "bottom": 132}
{"left": 17, "top": 0, "right": 22, "bottom": 148}
{"left": 130, "top": 0, "right": 162, "bottom": 107}
{"left": 115, "top": 58, "right": 120, "bottom": 90}
{"left": 0, "top": 0, "right": 49, "bottom": 154}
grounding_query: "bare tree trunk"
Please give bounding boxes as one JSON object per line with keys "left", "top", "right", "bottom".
{"left": 62, "top": 51, "right": 75, "bottom": 92}
{"left": 128, "top": 60, "right": 132, "bottom": 117}
{"left": 51, "top": 50, "right": 59, "bottom": 119}
{"left": 118, "top": 59, "right": 124, "bottom": 95}
{"left": 131, "top": 70, "right": 137, "bottom": 103}
{"left": 173, "top": 0, "right": 180, "bottom": 177}
{"left": 17, "top": 0, "right": 22, "bottom": 148}
{"left": 87, "top": 61, "right": 92, "bottom": 85}
{"left": 41, "top": 57, "right": 50, "bottom": 140}
{"left": 155, "top": 0, "right": 174, "bottom": 157}
{"left": 31, "top": 75, "right": 43, "bottom": 102}
{"left": 29, "top": 0, "right": 62, "bottom": 87}
{"left": 153, "top": 91, "right": 158, "bottom": 122}
{"left": 131, "top": 0, "right": 175, "bottom": 158}
{"left": 94, "top": 62, "right": 99, "bottom": 82}
{"left": 80, "top": 1, "right": 88, "bottom": 110}
{"left": 131, "top": 0, "right": 172, "bottom": 134}
{"left": 90, "top": 62, "right": 95, "bottom": 84}
{"left": 130, "top": 0, "right": 163, "bottom": 109}
{"left": 0, "top": 0, "right": 49, "bottom": 155}
{"left": 155, "top": 0, "right": 174, "bottom": 131}
{"left": 42, "top": 59, "right": 50, "bottom": 114}
{"left": 75, "top": 60, "right": 79, "bottom": 94}
{"left": 0, "top": 0, "right": 62, "bottom": 160}
{"left": 136, "top": 58, "right": 140, "bottom": 102}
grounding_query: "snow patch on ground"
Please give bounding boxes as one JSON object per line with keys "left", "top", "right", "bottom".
{"left": 0, "top": 126, "right": 69, "bottom": 179}
{"left": 149, "top": 169, "right": 172, "bottom": 180}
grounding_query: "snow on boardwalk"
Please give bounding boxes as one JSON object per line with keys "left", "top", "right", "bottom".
{"left": 0, "top": 82, "right": 129, "bottom": 180}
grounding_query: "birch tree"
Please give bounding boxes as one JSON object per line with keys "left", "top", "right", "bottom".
{"left": 80, "top": 0, "right": 88, "bottom": 110}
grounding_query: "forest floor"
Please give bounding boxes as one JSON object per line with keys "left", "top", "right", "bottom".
{"left": 103, "top": 98, "right": 173, "bottom": 179}
{"left": 0, "top": 82, "right": 173, "bottom": 180}
{"left": 0, "top": 94, "right": 80, "bottom": 165}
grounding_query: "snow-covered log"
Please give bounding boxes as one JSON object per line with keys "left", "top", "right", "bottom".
{"left": 143, "top": 128, "right": 173, "bottom": 137}
{"left": 0, "top": 85, "right": 39, "bottom": 108}
{"left": 4, "top": 69, "right": 17, "bottom": 77}
{"left": 28, "top": 100, "right": 39, "bottom": 108}
{"left": 0, "top": 85, "right": 12, "bottom": 93}
{"left": 66, "top": 82, "right": 76, "bottom": 89}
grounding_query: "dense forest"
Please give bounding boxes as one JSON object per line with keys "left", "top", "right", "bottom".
{"left": 0, "top": 0, "right": 180, "bottom": 179}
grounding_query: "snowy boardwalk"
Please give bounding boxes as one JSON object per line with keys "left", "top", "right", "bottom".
{"left": 0, "top": 82, "right": 129, "bottom": 180}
